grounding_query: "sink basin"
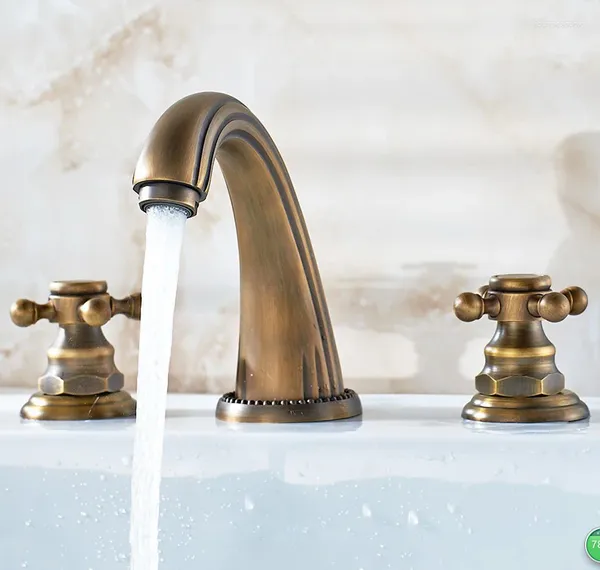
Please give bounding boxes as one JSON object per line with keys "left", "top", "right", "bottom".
{"left": 0, "top": 392, "right": 598, "bottom": 569}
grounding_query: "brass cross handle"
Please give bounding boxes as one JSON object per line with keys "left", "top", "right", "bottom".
{"left": 79, "top": 293, "right": 142, "bottom": 326}
{"left": 453, "top": 274, "right": 587, "bottom": 323}
{"left": 453, "top": 290, "right": 500, "bottom": 322}
{"left": 10, "top": 299, "right": 57, "bottom": 327}
{"left": 526, "top": 286, "right": 587, "bottom": 322}
{"left": 453, "top": 274, "right": 591, "bottom": 423}
{"left": 10, "top": 281, "right": 141, "bottom": 328}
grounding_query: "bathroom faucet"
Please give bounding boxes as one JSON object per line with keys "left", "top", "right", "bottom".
{"left": 455, "top": 274, "right": 589, "bottom": 423}
{"left": 132, "top": 92, "right": 362, "bottom": 423}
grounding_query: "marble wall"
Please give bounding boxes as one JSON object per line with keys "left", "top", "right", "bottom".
{"left": 2, "top": 0, "right": 600, "bottom": 396}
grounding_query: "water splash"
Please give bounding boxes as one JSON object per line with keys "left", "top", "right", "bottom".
{"left": 407, "top": 510, "right": 419, "bottom": 526}
{"left": 244, "top": 496, "right": 255, "bottom": 511}
{"left": 129, "top": 204, "right": 187, "bottom": 570}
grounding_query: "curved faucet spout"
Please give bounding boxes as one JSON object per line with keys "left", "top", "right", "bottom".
{"left": 132, "top": 92, "right": 361, "bottom": 423}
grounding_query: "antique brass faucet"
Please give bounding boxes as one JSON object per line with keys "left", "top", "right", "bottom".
{"left": 133, "top": 91, "right": 362, "bottom": 423}
{"left": 454, "top": 274, "right": 589, "bottom": 423}
{"left": 11, "top": 281, "right": 139, "bottom": 420}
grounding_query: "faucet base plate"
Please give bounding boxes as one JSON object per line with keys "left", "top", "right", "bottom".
{"left": 20, "top": 391, "right": 136, "bottom": 421}
{"left": 462, "top": 389, "right": 589, "bottom": 423}
{"left": 216, "top": 389, "right": 362, "bottom": 423}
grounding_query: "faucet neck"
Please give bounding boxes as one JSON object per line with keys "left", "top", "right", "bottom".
{"left": 133, "top": 92, "right": 361, "bottom": 422}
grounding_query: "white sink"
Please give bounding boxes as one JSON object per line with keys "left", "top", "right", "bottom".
{"left": 0, "top": 392, "right": 598, "bottom": 569}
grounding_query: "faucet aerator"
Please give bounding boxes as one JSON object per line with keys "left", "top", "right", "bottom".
{"left": 136, "top": 182, "right": 203, "bottom": 218}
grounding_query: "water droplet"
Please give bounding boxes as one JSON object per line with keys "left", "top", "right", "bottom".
{"left": 244, "top": 496, "right": 254, "bottom": 511}
{"left": 24, "top": 520, "right": 32, "bottom": 527}
{"left": 20, "top": 562, "right": 28, "bottom": 568}
{"left": 99, "top": 474, "right": 106, "bottom": 481}
{"left": 446, "top": 503, "right": 456, "bottom": 514}
{"left": 80, "top": 511, "right": 88, "bottom": 518}
{"left": 541, "top": 477, "right": 551, "bottom": 485}
{"left": 407, "top": 510, "right": 419, "bottom": 526}
{"left": 362, "top": 504, "right": 372, "bottom": 518}
{"left": 121, "top": 456, "right": 131, "bottom": 467}
{"left": 466, "top": 527, "right": 472, "bottom": 534}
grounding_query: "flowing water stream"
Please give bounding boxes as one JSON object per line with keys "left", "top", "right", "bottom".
{"left": 129, "top": 204, "right": 188, "bottom": 570}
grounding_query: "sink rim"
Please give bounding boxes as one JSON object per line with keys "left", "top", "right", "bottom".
{"left": 0, "top": 391, "right": 598, "bottom": 436}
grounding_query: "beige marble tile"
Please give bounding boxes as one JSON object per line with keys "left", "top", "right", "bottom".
{"left": 1, "top": 0, "right": 600, "bottom": 396}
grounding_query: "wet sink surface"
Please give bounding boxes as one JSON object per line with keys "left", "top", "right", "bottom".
{"left": 0, "top": 392, "right": 598, "bottom": 569}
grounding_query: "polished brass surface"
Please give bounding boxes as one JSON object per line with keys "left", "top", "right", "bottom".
{"left": 50, "top": 280, "right": 108, "bottom": 296}
{"left": 133, "top": 91, "right": 362, "bottom": 423}
{"left": 462, "top": 390, "right": 589, "bottom": 423}
{"left": 20, "top": 391, "right": 136, "bottom": 421}
{"left": 454, "top": 274, "right": 589, "bottom": 423}
{"left": 216, "top": 389, "right": 361, "bottom": 423}
{"left": 11, "top": 280, "right": 141, "bottom": 421}
{"left": 488, "top": 273, "right": 551, "bottom": 293}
